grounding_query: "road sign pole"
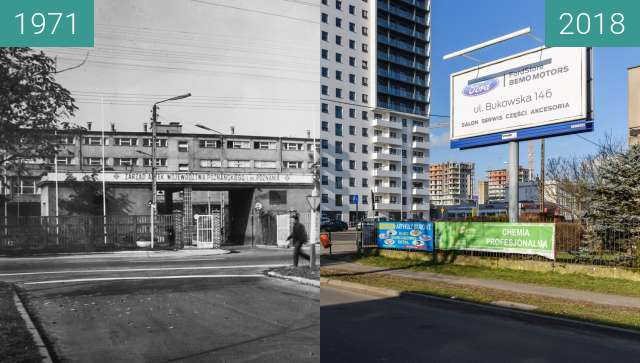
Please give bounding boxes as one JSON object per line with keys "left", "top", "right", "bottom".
{"left": 508, "top": 141, "right": 519, "bottom": 223}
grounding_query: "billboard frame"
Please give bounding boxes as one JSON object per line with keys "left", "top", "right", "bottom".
{"left": 449, "top": 46, "right": 594, "bottom": 150}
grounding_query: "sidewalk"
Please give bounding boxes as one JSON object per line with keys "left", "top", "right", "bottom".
{"left": 322, "top": 261, "right": 640, "bottom": 310}
{"left": 0, "top": 248, "right": 231, "bottom": 261}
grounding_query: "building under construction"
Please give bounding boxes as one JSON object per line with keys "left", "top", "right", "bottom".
{"left": 428, "top": 162, "right": 474, "bottom": 206}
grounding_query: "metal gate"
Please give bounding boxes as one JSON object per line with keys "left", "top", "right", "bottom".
{"left": 277, "top": 214, "right": 291, "bottom": 248}
{"left": 195, "top": 214, "right": 220, "bottom": 249}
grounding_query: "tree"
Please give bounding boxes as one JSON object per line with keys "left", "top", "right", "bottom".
{"left": 59, "top": 172, "right": 132, "bottom": 215}
{"left": 0, "top": 48, "right": 77, "bottom": 169}
{"left": 586, "top": 144, "right": 640, "bottom": 236}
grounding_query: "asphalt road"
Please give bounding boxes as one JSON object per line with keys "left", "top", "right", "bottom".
{"left": 2, "top": 248, "right": 319, "bottom": 362}
{"left": 321, "top": 286, "right": 640, "bottom": 363}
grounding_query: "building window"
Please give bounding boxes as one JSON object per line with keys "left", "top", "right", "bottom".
{"left": 335, "top": 53, "right": 342, "bottom": 63}
{"left": 178, "top": 141, "right": 189, "bottom": 152}
{"left": 362, "top": 161, "right": 368, "bottom": 171}
{"left": 58, "top": 136, "right": 75, "bottom": 145}
{"left": 362, "top": 195, "right": 368, "bottom": 205}
{"left": 321, "top": 103, "right": 329, "bottom": 113}
{"left": 335, "top": 159, "right": 343, "bottom": 171}
{"left": 269, "top": 190, "right": 287, "bottom": 205}
{"left": 321, "top": 85, "right": 328, "bottom": 95}
{"left": 283, "top": 142, "right": 304, "bottom": 150}
{"left": 362, "top": 77, "right": 368, "bottom": 86}
{"left": 254, "top": 141, "right": 277, "bottom": 150}
{"left": 335, "top": 106, "right": 343, "bottom": 119}
{"left": 18, "top": 179, "right": 37, "bottom": 195}
{"left": 226, "top": 140, "right": 251, "bottom": 149}
{"left": 83, "top": 137, "right": 105, "bottom": 146}
{"left": 335, "top": 123, "right": 343, "bottom": 136}
{"left": 284, "top": 161, "right": 303, "bottom": 169}
{"left": 349, "top": 126, "right": 356, "bottom": 136}
{"left": 362, "top": 43, "right": 368, "bottom": 53}
{"left": 321, "top": 31, "right": 328, "bottom": 41}
{"left": 84, "top": 157, "right": 105, "bottom": 166}
{"left": 321, "top": 13, "right": 328, "bottom": 23}
{"left": 349, "top": 56, "right": 355, "bottom": 66}
{"left": 349, "top": 74, "right": 355, "bottom": 84}
{"left": 349, "top": 4, "right": 355, "bottom": 14}
{"left": 362, "top": 9, "right": 368, "bottom": 19}
{"left": 115, "top": 158, "right": 136, "bottom": 167}
{"left": 321, "top": 121, "right": 328, "bottom": 132}
{"left": 321, "top": 67, "right": 328, "bottom": 77}
{"left": 335, "top": 141, "right": 343, "bottom": 154}
{"left": 200, "top": 159, "right": 222, "bottom": 168}
{"left": 349, "top": 160, "right": 356, "bottom": 170}
{"left": 362, "top": 94, "right": 368, "bottom": 103}
{"left": 321, "top": 49, "right": 328, "bottom": 59}
{"left": 349, "top": 39, "right": 355, "bottom": 49}
{"left": 336, "top": 35, "right": 342, "bottom": 45}
{"left": 335, "top": 0, "right": 341, "bottom": 10}
{"left": 362, "top": 178, "right": 368, "bottom": 187}
{"left": 349, "top": 108, "right": 356, "bottom": 118}
{"left": 336, "top": 70, "right": 342, "bottom": 80}
{"left": 321, "top": 139, "right": 329, "bottom": 149}
{"left": 143, "top": 158, "right": 167, "bottom": 167}
{"left": 362, "top": 111, "right": 368, "bottom": 120}
{"left": 54, "top": 157, "right": 73, "bottom": 165}
{"left": 336, "top": 17, "right": 342, "bottom": 27}
{"left": 321, "top": 157, "right": 328, "bottom": 167}
{"left": 335, "top": 88, "right": 342, "bottom": 98}
{"left": 335, "top": 194, "right": 343, "bottom": 206}
{"left": 321, "top": 175, "right": 329, "bottom": 185}
{"left": 362, "top": 144, "right": 368, "bottom": 154}
{"left": 362, "top": 26, "right": 368, "bottom": 36}
{"left": 255, "top": 161, "right": 277, "bottom": 169}
{"left": 322, "top": 194, "right": 329, "bottom": 204}
{"left": 349, "top": 143, "right": 355, "bottom": 152}
{"left": 335, "top": 177, "right": 343, "bottom": 189}
{"left": 142, "top": 138, "right": 168, "bottom": 147}
{"left": 114, "top": 138, "right": 137, "bottom": 147}
{"left": 349, "top": 22, "right": 355, "bottom": 32}
{"left": 228, "top": 160, "right": 251, "bottom": 168}
{"left": 362, "top": 60, "right": 368, "bottom": 70}
{"left": 349, "top": 178, "right": 355, "bottom": 187}
{"left": 199, "top": 139, "right": 221, "bottom": 148}
{"left": 362, "top": 128, "right": 368, "bottom": 137}
{"left": 349, "top": 91, "right": 356, "bottom": 101}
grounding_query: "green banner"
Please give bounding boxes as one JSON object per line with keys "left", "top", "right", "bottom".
{"left": 545, "top": 0, "right": 640, "bottom": 47}
{"left": 0, "top": 0, "right": 94, "bottom": 47}
{"left": 436, "top": 222, "right": 556, "bottom": 259}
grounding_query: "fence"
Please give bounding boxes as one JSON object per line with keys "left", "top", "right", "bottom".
{"left": 358, "top": 221, "right": 640, "bottom": 270}
{"left": 0, "top": 215, "right": 183, "bottom": 252}
{"left": 250, "top": 210, "right": 315, "bottom": 246}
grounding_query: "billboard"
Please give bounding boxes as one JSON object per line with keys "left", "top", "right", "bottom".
{"left": 377, "top": 222, "right": 434, "bottom": 252}
{"left": 450, "top": 47, "right": 592, "bottom": 149}
{"left": 436, "top": 222, "right": 555, "bottom": 259}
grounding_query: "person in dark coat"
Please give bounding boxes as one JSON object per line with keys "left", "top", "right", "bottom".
{"left": 287, "top": 215, "right": 309, "bottom": 267}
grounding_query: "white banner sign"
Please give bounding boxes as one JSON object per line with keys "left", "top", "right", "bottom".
{"left": 41, "top": 172, "right": 314, "bottom": 185}
{"left": 450, "top": 47, "right": 590, "bottom": 141}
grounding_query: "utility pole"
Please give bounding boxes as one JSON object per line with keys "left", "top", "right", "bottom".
{"left": 540, "top": 139, "right": 545, "bottom": 214}
{"left": 151, "top": 104, "right": 158, "bottom": 249}
{"left": 508, "top": 142, "right": 519, "bottom": 223}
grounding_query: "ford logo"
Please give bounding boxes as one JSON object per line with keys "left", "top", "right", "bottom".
{"left": 463, "top": 79, "right": 499, "bottom": 97}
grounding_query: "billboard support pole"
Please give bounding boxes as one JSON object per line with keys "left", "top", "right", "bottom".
{"left": 508, "top": 141, "right": 519, "bottom": 223}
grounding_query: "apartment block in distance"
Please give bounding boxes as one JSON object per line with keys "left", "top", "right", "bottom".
{"left": 487, "top": 167, "right": 532, "bottom": 203}
{"left": 428, "top": 162, "right": 474, "bottom": 206}
{"left": 629, "top": 65, "right": 640, "bottom": 145}
{"left": 320, "top": 0, "right": 432, "bottom": 223}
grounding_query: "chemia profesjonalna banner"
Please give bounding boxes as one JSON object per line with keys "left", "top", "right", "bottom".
{"left": 435, "top": 222, "right": 556, "bottom": 259}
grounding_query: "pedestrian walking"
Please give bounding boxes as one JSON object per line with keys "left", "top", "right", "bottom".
{"left": 287, "top": 214, "right": 309, "bottom": 267}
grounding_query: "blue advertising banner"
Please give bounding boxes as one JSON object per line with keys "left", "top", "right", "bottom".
{"left": 377, "top": 222, "right": 434, "bottom": 251}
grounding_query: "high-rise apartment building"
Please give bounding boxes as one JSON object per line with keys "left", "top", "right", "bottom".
{"left": 428, "top": 162, "right": 474, "bottom": 206}
{"left": 478, "top": 181, "right": 489, "bottom": 205}
{"left": 320, "top": 0, "right": 432, "bottom": 223}
{"left": 487, "top": 167, "right": 531, "bottom": 203}
{"left": 628, "top": 65, "right": 640, "bottom": 145}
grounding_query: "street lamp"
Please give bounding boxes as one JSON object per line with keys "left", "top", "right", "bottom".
{"left": 150, "top": 93, "right": 191, "bottom": 248}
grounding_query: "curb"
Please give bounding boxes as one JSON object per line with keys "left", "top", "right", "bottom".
{"left": 12, "top": 288, "right": 53, "bottom": 363}
{"left": 321, "top": 277, "right": 640, "bottom": 340}
{"left": 267, "top": 271, "right": 320, "bottom": 288}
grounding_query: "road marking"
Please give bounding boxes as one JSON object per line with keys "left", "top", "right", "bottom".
{"left": 22, "top": 274, "right": 266, "bottom": 285}
{"left": 0, "top": 264, "right": 288, "bottom": 277}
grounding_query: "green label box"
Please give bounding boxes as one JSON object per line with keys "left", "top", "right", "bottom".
{"left": 0, "top": 0, "right": 94, "bottom": 47}
{"left": 545, "top": 0, "right": 640, "bottom": 47}
{"left": 436, "top": 222, "right": 556, "bottom": 259}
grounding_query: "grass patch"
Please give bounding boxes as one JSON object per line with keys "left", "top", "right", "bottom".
{"left": 0, "top": 282, "right": 41, "bottom": 363}
{"left": 353, "top": 255, "right": 640, "bottom": 298}
{"left": 323, "top": 268, "right": 640, "bottom": 331}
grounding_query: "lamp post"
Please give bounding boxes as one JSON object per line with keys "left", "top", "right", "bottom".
{"left": 149, "top": 93, "right": 191, "bottom": 248}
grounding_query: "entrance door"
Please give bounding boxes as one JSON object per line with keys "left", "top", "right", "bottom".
{"left": 195, "top": 214, "right": 217, "bottom": 249}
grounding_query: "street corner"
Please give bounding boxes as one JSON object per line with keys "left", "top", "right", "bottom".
{"left": 266, "top": 266, "right": 320, "bottom": 288}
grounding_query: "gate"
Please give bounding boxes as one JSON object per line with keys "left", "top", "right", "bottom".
{"left": 195, "top": 214, "right": 221, "bottom": 249}
{"left": 277, "top": 214, "right": 291, "bottom": 248}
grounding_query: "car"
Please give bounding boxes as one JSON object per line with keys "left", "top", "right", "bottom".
{"left": 356, "top": 217, "right": 388, "bottom": 231}
{"left": 320, "top": 218, "right": 349, "bottom": 232}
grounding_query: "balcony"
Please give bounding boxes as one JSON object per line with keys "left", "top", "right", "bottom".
{"left": 412, "top": 125, "right": 429, "bottom": 134}
{"left": 378, "top": 69, "right": 428, "bottom": 87}
{"left": 378, "top": 19, "right": 427, "bottom": 41}
{"left": 372, "top": 118, "right": 403, "bottom": 130}
{"left": 378, "top": 51, "right": 427, "bottom": 71}
{"left": 373, "top": 186, "right": 402, "bottom": 194}
{"left": 412, "top": 172, "right": 428, "bottom": 180}
{"left": 378, "top": 86, "right": 428, "bottom": 102}
{"left": 374, "top": 202, "right": 403, "bottom": 211}
{"left": 377, "top": 1, "right": 427, "bottom": 24}
{"left": 411, "top": 203, "right": 430, "bottom": 211}
{"left": 412, "top": 140, "right": 429, "bottom": 149}
{"left": 412, "top": 187, "right": 429, "bottom": 196}
{"left": 378, "top": 101, "right": 425, "bottom": 116}
{"left": 412, "top": 156, "right": 428, "bottom": 164}
{"left": 378, "top": 35, "right": 427, "bottom": 56}
{"left": 372, "top": 152, "right": 402, "bottom": 162}
{"left": 373, "top": 136, "right": 403, "bottom": 146}
{"left": 372, "top": 168, "right": 402, "bottom": 178}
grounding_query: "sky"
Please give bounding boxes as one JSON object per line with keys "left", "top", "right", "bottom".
{"left": 42, "top": 0, "right": 319, "bottom": 138}
{"left": 429, "top": 0, "right": 640, "bottom": 183}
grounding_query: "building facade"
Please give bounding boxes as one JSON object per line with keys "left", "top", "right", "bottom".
{"left": 486, "top": 167, "right": 532, "bottom": 203}
{"left": 478, "top": 181, "right": 489, "bottom": 205}
{"left": 320, "top": 0, "right": 432, "bottom": 223}
{"left": 428, "top": 162, "right": 474, "bottom": 206}
{"left": 629, "top": 65, "right": 640, "bottom": 145}
{"left": 0, "top": 122, "right": 316, "bottom": 245}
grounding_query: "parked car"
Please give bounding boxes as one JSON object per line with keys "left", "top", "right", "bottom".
{"left": 321, "top": 218, "right": 349, "bottom": 232}
{"left": 356, "top": 217, "right": 388, "bottom": 231}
